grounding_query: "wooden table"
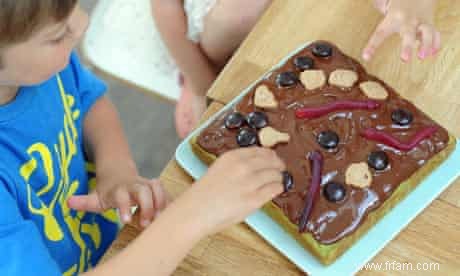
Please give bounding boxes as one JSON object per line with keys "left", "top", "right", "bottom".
{"left": 103, "top": 0, "right": 460, "bottom": 274}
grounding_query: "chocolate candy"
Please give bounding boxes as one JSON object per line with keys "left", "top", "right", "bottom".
{"left": 317, "top": 130, "right": 339, "bottom": 150}
{"left": 236, "top": 128, "right": 258, "bottom": 147}
{"left": 224, "top": 112, "right": 245, "bottom": 129}
{"left": 323, "top": 182, "right": 346, "bottom": 203}
{"left": 282, "top": 171, "right": 294, "bottom": 192}
{"left": 312, "top": 43, "right": 333, "bottom": 58}
{"left": 276, "top": 71, "right": 298, "bottom": 88}
{"left": 247, "top": 112, "right": 268, "bottom": 129}
{"left": 368, "top": 151, "right": 389, "bottom": 171}
{"left": 294, "top": 56, "right": 314, "bottom": 71}
{"left": 391, "top": 109, "right": 413, "bottom": 126}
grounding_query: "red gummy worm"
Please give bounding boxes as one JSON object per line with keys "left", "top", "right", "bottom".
{"left": 295, "top": 100, "right": 381, "bottom": 119}
{"left": 298, "top": 151, "right": 323, "bottom": 233}
{"left": 361, "top": 126, "right": 438, "bottom": 151}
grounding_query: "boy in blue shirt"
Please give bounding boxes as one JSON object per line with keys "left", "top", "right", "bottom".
{"left": 0, "top": 1, "right": 286, "bottom": 275}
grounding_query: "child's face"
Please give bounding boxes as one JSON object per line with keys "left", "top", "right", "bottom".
{"left": 0, "top": 4, "right": 89, "bottom": 86}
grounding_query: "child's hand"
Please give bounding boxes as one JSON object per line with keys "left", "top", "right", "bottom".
{"left": 363, "top": 0, "right": 440, "bottom": 62}
{"left": 177, "top": 147, "right": 286, "bottom": 235}
{"left": 67, "top": 170, "right": 169, "bottom": 228}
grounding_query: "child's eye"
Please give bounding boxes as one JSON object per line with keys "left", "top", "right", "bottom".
{"left": 50, "top": 35, "right": 66, "bottom": 44}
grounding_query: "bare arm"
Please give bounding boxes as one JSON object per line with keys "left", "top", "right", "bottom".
{"left": 82, "top": 146, "right": 285, "bottom": 276}
{"left": 83, "top": 96, "right": 136, "bottom": 176}
{"left": 83, "top": 196, "right": 204, "bottom": 276}
{"left": 151, "top": 0, "right": 216, "bottom": 96}
{"left": 80, "top": 98, "right": 201, "bottom": 275}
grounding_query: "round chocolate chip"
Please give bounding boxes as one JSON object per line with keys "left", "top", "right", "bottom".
{"left": 391, "top": 109, "right": 413, "bottom": 126}
{"left": 323, "top": 182, "right": 346, "bottom": 203}
{"left": 368, "top": 151, "right": 389, "bottom": 171}
{"left": 312, "top": 43, "right": 333, "bottom": 58}
{"left": 246, "top": 112, "right": 269, "bottom": 129}
{"left": 236, "top": 128, "right": 258, "bottom": 147}
{"left": 224, "top": 112, "right": 245, "bottom": 129}
{"left": 294, "top": 56, "right": 315, "bottom": 71}
{"left": 276, "top": 71, "right": 298, "bottom": 88}
{"left": 282, "top": 171, "right": 294, "bottom": 192}
{"left": 317, "top": 131, "right": 339, "bottom": 150}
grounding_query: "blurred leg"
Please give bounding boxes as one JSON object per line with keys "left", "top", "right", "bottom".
{"left": 200, "top": 0, "right": 272, "bottom": 69}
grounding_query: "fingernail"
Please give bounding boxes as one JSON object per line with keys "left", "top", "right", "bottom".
{"left": 141, "top": 219, "right": 151, "bottom": 228}
{"left": 122, "top": 214, "right": 131, "bottom": 223}
{"left": 362, "top": 53, "right": 370, "bottom": 61}
{"left": 401, "top": 54, "right": 409, "bottom": 62}
{"left": 418, "top": 50, "right": 427, "bottom": 59}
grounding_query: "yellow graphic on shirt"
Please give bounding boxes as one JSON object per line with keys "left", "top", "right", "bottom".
{"left": 19, "top": 75, "right": 118, "bottom": 275}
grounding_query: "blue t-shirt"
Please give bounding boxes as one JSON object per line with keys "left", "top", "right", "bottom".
{"left": 0, "top": 53, "right": 120, "bottom": 275}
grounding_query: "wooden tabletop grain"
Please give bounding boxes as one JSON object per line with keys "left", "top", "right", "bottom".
{"left": 103, "top": 0, "right": 460, "bottom": 274}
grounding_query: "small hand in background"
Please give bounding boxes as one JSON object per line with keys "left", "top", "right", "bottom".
{"left": 363, "top": 0, "right": 440, "bottom": 62}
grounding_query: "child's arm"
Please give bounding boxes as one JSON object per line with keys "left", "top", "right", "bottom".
{"left": 68, "top": 96, "right": 168, "bottom": 227}
{"left": 152, "top": 0, "right": 217, "bottom": 97}
{"left": 85, "top": 196, "right": 203, "bottom": 276}
{"left": 363, "top": 0, "right": 440, "bottom": 62}
{"left": 84, "top": 147, "right": 285, "bottom": 276}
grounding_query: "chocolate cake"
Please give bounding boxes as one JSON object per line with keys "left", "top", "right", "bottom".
{"left": 191, "top": 41, "right": 456, "bottom": 264}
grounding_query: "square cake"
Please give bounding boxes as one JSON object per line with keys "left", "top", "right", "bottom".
{"left": 191, "top": 41, "right": 455, "bottom": 264}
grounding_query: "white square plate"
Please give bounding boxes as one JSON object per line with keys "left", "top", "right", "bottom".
{"left": 175, "top": 42, "right": 460, "bottom": 275}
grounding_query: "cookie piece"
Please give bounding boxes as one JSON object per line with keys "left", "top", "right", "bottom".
{"left": 345, "top": 162, "right": 373, "bottom": 188}
{"left": 259, "top": 127, "right": 290, "bottom": 148}
{"left": 359, "top": 81, "right": 389, "bottom": 100}
{"left": 254, "top": 85, "right": 279, "bottom": 109}
{"left": 300, "top": 70, "right": 326, "bottom": 90}
{"left": 329, "top": 69, "right": 358, "bottom": 88}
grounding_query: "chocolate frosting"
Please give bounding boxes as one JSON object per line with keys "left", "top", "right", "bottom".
{"left": 197, "top": 42, "right": 449, "bottom": 244}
